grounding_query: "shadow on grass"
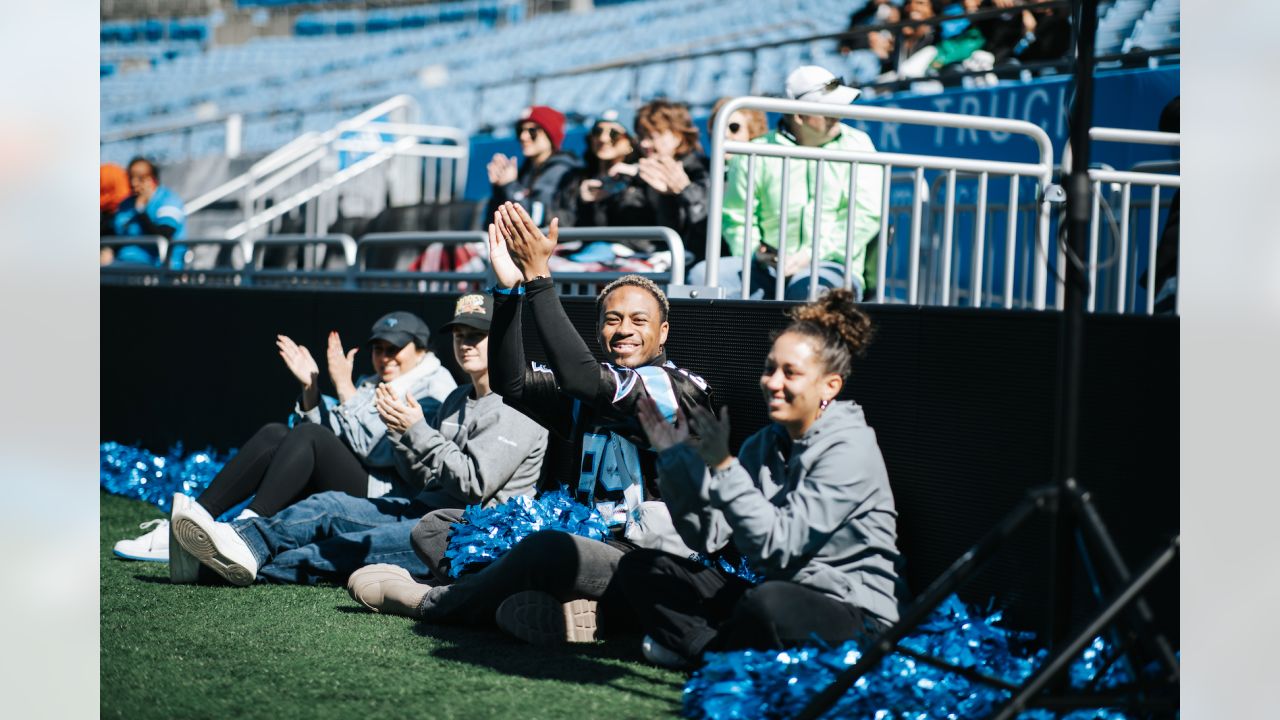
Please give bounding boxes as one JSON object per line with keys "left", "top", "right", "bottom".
{"left": 409, "top": 622, "right": 684, "bottom": 709}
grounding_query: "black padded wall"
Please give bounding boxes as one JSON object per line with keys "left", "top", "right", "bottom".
{"left": 101, "top": 285, "right": 1178, "bottom": 639}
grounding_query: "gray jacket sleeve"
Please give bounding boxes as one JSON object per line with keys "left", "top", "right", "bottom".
{"left": 389, "top": 405, "right": 548, "bottom": 505}
{"left": 323, "top": 382, "right": 388, "bottom": 461}
{"left": 708, "top": 436, "right": 877, "bottom": 574}
{"left": 655, "top": 444, "right": 733, "bottom": 555}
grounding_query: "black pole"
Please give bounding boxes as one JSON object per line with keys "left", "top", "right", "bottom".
{"left": 1048, "top": 0, "right": 1099, "bottom": 651}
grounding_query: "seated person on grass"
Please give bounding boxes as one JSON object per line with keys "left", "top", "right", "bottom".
{"left": 621, "top": 289, "right": 905, "bottom": 668}
{"left": 167, "top": 292, "right": 548, "bottom": 586}
{"left": 346, "top": 202, "right": 716, "bottom": 646}
{"left": 113, "top": 310, "right": 456, "bottom": 563}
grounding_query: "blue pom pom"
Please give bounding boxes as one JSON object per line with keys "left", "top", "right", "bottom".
{"left": 443, "top": 488, "right": 609, "bottom": 577}
{"left": 101, "top": 441, "right": 234, "bottom": 513}
{"left": 683, "top": 594, "right": 1159, "bottom": 720}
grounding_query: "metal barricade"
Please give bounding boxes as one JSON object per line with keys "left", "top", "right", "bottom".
{"left": 704, "top": 97, "right": 1056, "bottom": 308}
{"left": 249, "top": 234, "right": 357, "bottom": 289}
{"left": 1084, "top": 128, "right": 1181, "bottom": 315}
{"left": 100, "top": 236, "right": 169, "bottom": 286}
{"left": 355, "top": 232, "right": 490, "bottom": 293}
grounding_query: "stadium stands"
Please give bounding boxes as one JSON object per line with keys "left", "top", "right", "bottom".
{"left": 101, "top": 0, "right": 1180, "bottom": 166}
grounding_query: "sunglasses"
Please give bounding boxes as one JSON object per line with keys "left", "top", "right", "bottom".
{"left": 591, "top": 125, "right": 627, "bottom": 142}
{"left": 517, "top": 124, "right": 543, "bottom": 139}
{"left": 727, "top": 122, "right": 743, "bottom": 134}
{"left": 798, "top": 76, "right": 845, "bottom": 100}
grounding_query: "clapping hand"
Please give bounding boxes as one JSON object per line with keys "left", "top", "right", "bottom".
{"left": 494, "top": 201, "right": 557, "bottom": 282}
{"left": 277, "top": 334, "right": 320, "bottom": 389}
{"left": 326, "top": 331, "right": 359, "bottom": 403}
{"left": 487, "top": 154, "right": 519, "bottom": 186}
{"left": 637, "top": 156, "right": 691, "bottom": 195}
{"left": 687, "top": 405, "right": 733, "bottom": 470}
{"left": 637, "top": 397, "right": 690, "bottom": 452}
{"left": 487, "top": 216, "right": 526, "bottom": 289}
{"left": 374, "top": 384, "right": 424, "bottom": 434}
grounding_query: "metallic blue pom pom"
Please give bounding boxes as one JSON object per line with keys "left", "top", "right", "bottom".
{"left": 683, "top": 594, "right": 1155, "bottom": 720}
{"left": 101, "top": 442, "right": 234, "bottom": 512}
{"left": 443, "top": 489, "right": 609, "bottom": 577}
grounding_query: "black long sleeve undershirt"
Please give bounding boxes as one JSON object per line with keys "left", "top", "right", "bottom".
{"left": 523, "top": 277, "right": 604, "bottom": 403}
{"left": 488, "top": 287, "right": 528, "bottom": 403}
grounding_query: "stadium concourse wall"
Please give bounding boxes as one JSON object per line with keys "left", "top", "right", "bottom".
{"left": 101, "top": 284, "right": 1177, "bottom": 641}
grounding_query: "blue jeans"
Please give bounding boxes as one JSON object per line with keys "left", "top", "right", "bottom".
{"left": 232, "top": 491, "right": 439, "bottom": 585}
{"left": 689, "top": 256, "right": 862, "bottom": 301}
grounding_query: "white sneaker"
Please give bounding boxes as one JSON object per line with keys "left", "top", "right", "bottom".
{"left": 168, "top": 494, "right": 200, "bottom": 584}
{"left": 113, "top": 519, "right": 170, "bottom": 562}
{"left": 642, "top": 634, "right": 690, "bottom": 669}
{"left": 171, "top": 494, "right": 258, "bottom": 586}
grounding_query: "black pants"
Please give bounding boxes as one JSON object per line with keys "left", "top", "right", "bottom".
{"left": 615, "top": 549, "right": 881, "bottom": 660}
{"left": 196, "top": 422, "right": 369, "bottom": 517}
{"left": 411, "top": 508, "right": 642, "bottom": 634}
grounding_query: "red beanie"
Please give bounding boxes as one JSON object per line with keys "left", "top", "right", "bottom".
{"left": 518, "top": 105, "right": 566, "bottom": 150}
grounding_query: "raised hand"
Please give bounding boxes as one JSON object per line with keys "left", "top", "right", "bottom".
{"left": 326, "top": 331, "right": 359, "bottom": 403}
{"left": 658, "top": 156, "right": 691, "bottom": 194}
{"left": 374, "top": 384, "right": 424, "bottom": 434}
{"left": 487, "top": 154, "right": 518, "bottom": 186}
{"left": 488, "top": 219, "right": 525, "bottom": 289}
{"left": 495, "top": 201, "right": 557, "bottom": 282}
{"left": 277, "top": 334, "right": 320, "bottom": 389}
{"left": 637, "top": 397, "right": 689, "bottom": 452}
{"left": 687, "top": 405, "right": 734, "bottom": 470}
{"left": 637, "top": 157, "right": 670, "bottom": 194}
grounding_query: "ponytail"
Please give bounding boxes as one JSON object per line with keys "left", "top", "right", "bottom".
{"left": 783, "top": 289, "right": 873, "bottom": 380}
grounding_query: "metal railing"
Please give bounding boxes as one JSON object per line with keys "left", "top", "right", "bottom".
{"left": 101, "top": 226, "right": 685, "bottom": 295}
{"left": 703, "top": 97, "right": 1056, "bottom": 307}
{"left": 181, "top": 96, "right": 470, "bottom": 242}
{"left": 1083, "top": 127, "right": 1180, "bottom": 315}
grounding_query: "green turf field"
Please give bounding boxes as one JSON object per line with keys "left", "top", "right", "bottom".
{"left": 100, "top": 492, "right": 688, "bottom": 719}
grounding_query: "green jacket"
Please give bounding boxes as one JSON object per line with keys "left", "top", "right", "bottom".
{"left": 722, "top": 124, "right": 884, "bottom": 287}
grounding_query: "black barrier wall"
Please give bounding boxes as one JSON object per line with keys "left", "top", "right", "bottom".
{"left": 101, "top": 285, "right": 1178, "bottom": 640}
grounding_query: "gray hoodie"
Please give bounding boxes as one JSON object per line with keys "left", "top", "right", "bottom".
{"left": 292, "top": 353, "right": 458, "bottom": 495}
{"left": 387, "top": 384, "right": 548, "bottom": 509}
{"left": 656, "top": 400, "right": 903, "bottom": 625}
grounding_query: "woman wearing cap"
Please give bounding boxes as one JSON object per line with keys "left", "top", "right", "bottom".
{"left": 554, "top": 109, "right": 642, "bottom": 235}
{"left": 112, "top": 311, "right": 456, "bottom": 562}
{"left": 486, "top": 104, "right": 582, "bottom": 227}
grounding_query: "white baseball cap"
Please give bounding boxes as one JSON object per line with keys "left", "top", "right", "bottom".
{"left": 784, "top": 65, "right": 861, "bottom": 105}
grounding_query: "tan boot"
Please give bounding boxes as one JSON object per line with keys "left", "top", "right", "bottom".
{"left": 347, "top": 564, "right": 432, "bottom": 617}
{"left": 495, "top": 590, "right": 598, "bottom": 645}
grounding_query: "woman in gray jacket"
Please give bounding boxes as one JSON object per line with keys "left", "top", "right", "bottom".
{"left": 622, "top": 289, "right": 904, "bottom": 668}
{"left": 112, "top": 311, "right": 456, "bottom": 562}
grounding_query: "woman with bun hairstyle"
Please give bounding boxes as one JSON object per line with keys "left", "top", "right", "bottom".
{"left": 112, "top": 311, "right": 456, "bottom": 562}
{"left": 621, "top": 289, "right": 904, "bottom": 667}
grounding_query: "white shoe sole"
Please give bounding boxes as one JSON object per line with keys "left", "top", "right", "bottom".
{"left": 111, "top": 548, "right": 169, "bottom": 563}
{"left": 495, "top": 591, "right": 598, "bottom": 645}
{"left": 171, "top": 516, "right": 255, "bottom": 586}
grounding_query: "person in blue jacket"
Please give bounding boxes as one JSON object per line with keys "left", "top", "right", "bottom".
{"left": 110, "top": 157, "right": 186, "bottom": 267}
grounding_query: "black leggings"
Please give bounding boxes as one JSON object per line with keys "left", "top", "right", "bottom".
{"left": 196, "top": 422, "right": 369, "bottom": 517}
{"left": 615, "top": 549, "right": 883, "bottom": 660}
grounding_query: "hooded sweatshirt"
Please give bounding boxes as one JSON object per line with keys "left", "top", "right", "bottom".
{"left": 487, "top": 150, "right": 582, "bottom": 227}
{"left": 656, "top": 399, "right": 903, "bottom": 625}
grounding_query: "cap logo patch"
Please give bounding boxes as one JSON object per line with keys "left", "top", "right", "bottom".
{"left": 456, "top": 295, "right": 486, "bottom": 316}
{"left": 384, "top": 317, "right": 399, "bottom": 327}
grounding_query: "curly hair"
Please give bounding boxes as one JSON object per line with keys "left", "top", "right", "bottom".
{"left": 636, "top": 99, "right": 702, "bottom": 157}
{"left": 783, "top": 289, "right": 873, "bottom": 379}
{"left": 596, "top": 274, "right": 670, "bottom": 323}
{"left": 709, "top": 98, "right": 768, "bottom": 140}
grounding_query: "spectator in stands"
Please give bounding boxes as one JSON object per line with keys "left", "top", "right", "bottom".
{"left": 111, "top": 311, "right": 456, "bottom": 564}
{"left": 166, "top": 293, "right": 548, "bottom": 586}
{"left": 486, "top": 105, "right": 581, "bottom": 227}
{"left": 688, "top": 66, "right": 885, "bottom": 300}
{"left": 553, "top": 108, "right": 642, "bottom": 234}
{"left": 346, "top": 202, "right": 717, "bottom": 647}
{"left": 930, "top": 0, "right": 992, "bottom": 75}
{"left": 837, "top": 0, "right": 903, "bottom": 85}
{"left": 109, "top": 156, "right": 187, "bottom": 266}
{"left": 709, "top": 97, "right": 768, "bottom": 144}
{"left": 998, "top": 1, "right": 1071, "bottom": 65}
{"left": 1141, "top": 96, "right": 1179, "bottom": 313}
{"left": 883, "top": 0, "right": 940, "bottom": 81}
{"left": 622, "top": 289, "right": 903, "bottom": 668}
{"left": 100, "top": 163, "right": 130, "bottom": 235}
